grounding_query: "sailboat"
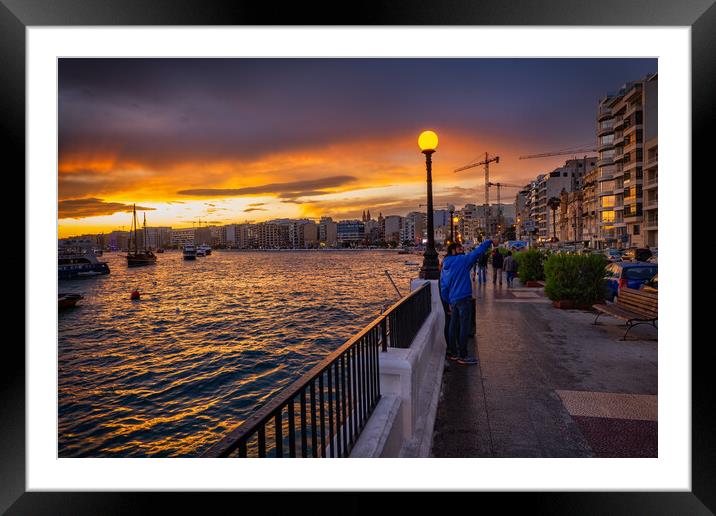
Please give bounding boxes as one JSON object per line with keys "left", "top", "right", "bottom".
{"left": 126, "top": 205, "right": 157, "bottom": 267}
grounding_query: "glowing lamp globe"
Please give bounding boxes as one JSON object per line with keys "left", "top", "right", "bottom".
{"left": 418, "top": 130, "right": 438, "bottom": 153}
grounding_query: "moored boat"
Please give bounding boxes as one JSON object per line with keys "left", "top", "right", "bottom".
{"left": 59, "top": 239, "right": 110, "bottom": 280}
{"left": 183, "top": 244, "right": 197, "bottom": 260}
{"left": 126, "top": 206, "right": 157, "bottom": 267}
{"left": 58, "top": 293, "right": 84, "bottom": 309}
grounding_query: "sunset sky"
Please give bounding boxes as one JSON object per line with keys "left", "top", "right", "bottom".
{"left": 58, "top": 58, "right": 656, "bottom": 238}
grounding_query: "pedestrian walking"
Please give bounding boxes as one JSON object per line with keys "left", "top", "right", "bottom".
{"left": 491, "top": 248, "right": 504, "bottom": 286}
{"left": 503, "top": 251, "right": 516, "bottom": 287}
{"left": 476, "top": 251, "right": 488, "bottom": 286}
{"left": 439, "top": 239, "right": 493, "bottom": 365}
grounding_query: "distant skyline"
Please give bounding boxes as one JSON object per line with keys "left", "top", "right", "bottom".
{"left": 58, "top": 58, "right": 656, "bottom": 238}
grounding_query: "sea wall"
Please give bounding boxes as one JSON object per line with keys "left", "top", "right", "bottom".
{"left": 351, "top": 279, "right": 446, "bottom": 457}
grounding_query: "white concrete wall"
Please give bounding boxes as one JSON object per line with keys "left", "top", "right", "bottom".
{"left": 351, "top": 279, "right": 446, "bottom": 457}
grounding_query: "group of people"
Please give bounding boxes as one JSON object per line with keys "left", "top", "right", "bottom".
{"left": 476, "top": 248, "right": 517, "bottom": 287}
{"left": 439, "top": 239, "right": 519, "bottom": 365}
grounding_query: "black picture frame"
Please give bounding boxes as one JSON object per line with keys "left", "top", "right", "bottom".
{"left": 5, "top": 0, "right": 710, "bottom": 513}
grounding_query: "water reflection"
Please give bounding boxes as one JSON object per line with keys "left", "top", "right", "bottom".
{"left": 58, "top": 250, "right": 419, "bottom": 457}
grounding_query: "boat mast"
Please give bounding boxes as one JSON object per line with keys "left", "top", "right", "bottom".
{"left": 143, "top": 212, "right": 147, "bottom": 251}
{"left": 133, "top": 204, "right": 138, "bottom": 255}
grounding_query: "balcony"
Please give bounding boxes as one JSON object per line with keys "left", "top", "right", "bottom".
{"left": 644, "top": 178, "right": 658, "bottom": 190}
{"left": 597, "top": 107, "right": 612, "bottom": 121}
{"left": 624, "top": 102, "right": 642, "bottom": 119}
{"left": 624, "top": 122, "right": 642, "bottom": 136}
{"left": 598, "top": 140, "right": 614, "bottom": 152}
{"left": 597, "top": 124, "right": 614, "bottom": 136}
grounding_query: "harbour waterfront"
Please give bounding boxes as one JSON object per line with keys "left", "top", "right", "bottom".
{"left": 58, "top": 250, "right": 418, "bottom": 457}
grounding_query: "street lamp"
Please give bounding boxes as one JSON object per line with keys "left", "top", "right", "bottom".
{"left": 418, "top": 130, "right": 439, "bottom": 280}
{"left": 448, "top": 204, "right": 456, "bottom": 243}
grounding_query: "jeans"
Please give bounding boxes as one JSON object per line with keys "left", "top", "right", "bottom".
{"left": 506, "top": 270, "right": 515, "bottom": 285}
{"left": 448, "top": 297, "right": 473, "bottom": 358}
{"left": 442, "top": 300, "right": 451, "bottom": 351}
{"left": 477, "top": 265, "right": 487, "bottom": 284}
{"left": 493, "top": 267, "right": 503, "bottom": 285}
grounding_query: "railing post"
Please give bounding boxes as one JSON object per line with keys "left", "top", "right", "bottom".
{"left": 381, "top": 317, "right": 388, "bottom": 352}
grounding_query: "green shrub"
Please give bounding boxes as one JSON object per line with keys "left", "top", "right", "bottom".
{"left": 514, "top": 249, "right": 545, "bottom": 282}
{"left": 544, "top": 253, "right": 608, "bottom": 305}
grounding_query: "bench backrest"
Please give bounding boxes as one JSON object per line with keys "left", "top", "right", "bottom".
{"left": 617, "top": 287, "right": 658, "bottom": 317}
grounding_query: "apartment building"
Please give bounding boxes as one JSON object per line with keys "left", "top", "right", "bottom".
{"left": 319, "top": 217, "right": 337, "bottom": 247}
{"left": 558, "top": 189, "right": 584, "bottom": 243}
{"left": 581, "top": 167, "right": 599, "bottom": 246}
{"left": 337, "top": 220, "right": 365, "bottom": 246}
{"left": 643, "top": 137, "right": 658, "bottom": 247}
{"left": 596, "top": 72, "right": 657, "bottom": 249}
{"left": 401, "top": 211, "right": 426, "bottom": 245}
{"left": 255, "top": 222, "right": 289, "bottom": 248}
{"left": 381, "top": 215, "right": 403, "bottom": 243}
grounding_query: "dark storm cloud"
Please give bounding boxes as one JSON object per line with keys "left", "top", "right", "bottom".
{"left": 59, "top": 198, "right": 155, "bottom": 219}
{"left": 59, "top": 58, "right": 657, "bottom": 168}
{"left": 176, "top": 175, "right": 357, "bottom": 198}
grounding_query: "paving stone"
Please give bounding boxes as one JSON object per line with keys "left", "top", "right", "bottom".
{"left": 431, "top": 279, "right": 657, "bottom": 458}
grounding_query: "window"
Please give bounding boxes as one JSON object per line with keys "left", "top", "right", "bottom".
{"left": 633, "top": 225, "right": 640, "bottom": 235}
{"left": 601, "top": 195, "right": 615, "bottom": 208}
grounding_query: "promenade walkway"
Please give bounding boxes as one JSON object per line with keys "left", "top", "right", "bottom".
{"left": 431, "top": 278, "right": 658, "bottom": 458}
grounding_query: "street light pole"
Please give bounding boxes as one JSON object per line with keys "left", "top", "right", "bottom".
{"left": 448, "top": 204, "right": 455, "bottom": 243}
{"left": 418, "top": 131, "right": 440, "bottom": 280}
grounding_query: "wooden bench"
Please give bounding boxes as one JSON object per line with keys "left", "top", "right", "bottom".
{"left": 593, "top": 287, "right": 657, "bottom": 340}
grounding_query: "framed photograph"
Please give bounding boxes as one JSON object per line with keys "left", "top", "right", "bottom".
{"left": 7, "top": 0, "right": 709, "bottom": 513}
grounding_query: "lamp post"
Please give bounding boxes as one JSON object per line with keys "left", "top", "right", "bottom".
{"left": 418, "top": 130, "right": 439, "bottom": 280}
{"left": 448, "top": 204, "right": 456, "bottom": 243}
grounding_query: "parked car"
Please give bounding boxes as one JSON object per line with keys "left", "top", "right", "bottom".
{"left": 621, "top": 247, "right": 653, "bottom": 262}
{"left": 604, "top": 262, "right": 658, "bottom": 301}
{"left": 640, "top": 273, "right": 658, "bottom": 293}
{"left": 605, "top": 248, "right": 622, "bottom": 262}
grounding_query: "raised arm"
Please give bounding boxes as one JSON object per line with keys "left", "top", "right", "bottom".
{"left": 466, "top": 239, "right": 493, "bottom": 267}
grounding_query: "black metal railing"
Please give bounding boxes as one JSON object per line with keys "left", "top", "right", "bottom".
{"left": 202, "top": 282, "right": 432, "bottom": 458}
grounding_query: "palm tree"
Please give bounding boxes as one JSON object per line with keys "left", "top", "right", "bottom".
{"left": 547, "top": 197, "right": 561, "bottom": 242}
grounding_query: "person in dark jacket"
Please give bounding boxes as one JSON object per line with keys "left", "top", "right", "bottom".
{"left": 440, "top": 239, "right": 493, "bottom": 364}
{"left": 503, "top": 251, "right": 516, "bottom": 287}
{"left": 491, "top": 248, "right": 504, "bottom": 286}
{"left": 476, "top": 251, "right": 489, "bottom": 286}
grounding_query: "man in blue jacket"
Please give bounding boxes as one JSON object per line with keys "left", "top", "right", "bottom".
{"left": 440, "top": 238, "right": 493, "bottom": 364}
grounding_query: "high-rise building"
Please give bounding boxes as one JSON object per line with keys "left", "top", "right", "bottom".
{"left": 596, "top": 72, "right": 657, "bottom": 249}
{"left": 643, "top": 136, "right": 658, "bottom": 247}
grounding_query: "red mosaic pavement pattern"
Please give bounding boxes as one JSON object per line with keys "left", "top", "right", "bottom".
{"left": 571, "top": 416, "right": 658, "bottom": 457}
{"left": 555, "top": 391, "right": 658, "bottom": 457}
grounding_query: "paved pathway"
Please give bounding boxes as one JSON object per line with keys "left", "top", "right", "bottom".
{"left": 431, "top": 278, "right": 658, "bottom": 458}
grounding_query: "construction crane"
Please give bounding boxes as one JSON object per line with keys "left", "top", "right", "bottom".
{"left": 518, "top": 146, "right": 596, "bottom": 160}
{"left": 454, "top": 152, "right": 500, "bottom": 232}
{"left": 487, "top": 181, "right": 524, "bottom": 233}
{"left": 519, "top": 145, "right": 599, "bottom": 192}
